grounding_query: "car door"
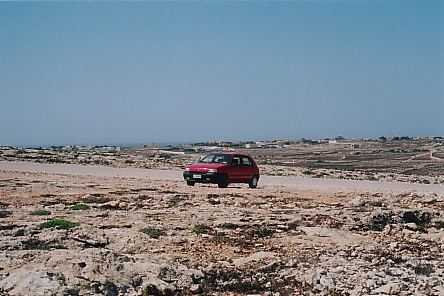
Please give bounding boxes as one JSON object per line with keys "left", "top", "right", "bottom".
{"left": 228, "top": 155, "right": 243, "bottom": 182}
{"left": 241, "top": 156, "right": 254, "bottom": 182}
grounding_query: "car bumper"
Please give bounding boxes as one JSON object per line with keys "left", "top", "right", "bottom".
{"left": 183, "top": 172, "right": 220, "bottom": 183}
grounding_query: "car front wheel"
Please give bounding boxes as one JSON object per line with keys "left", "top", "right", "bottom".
{"left": 217, "top": 174, "right": 229, "bottom": 188}
{"left": 249, "top": 176, "right": 258, "bottom": 189}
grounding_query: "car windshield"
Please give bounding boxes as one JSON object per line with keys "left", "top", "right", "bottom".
{"left": 199, "top": 154, "right": 231, "bottom": 164}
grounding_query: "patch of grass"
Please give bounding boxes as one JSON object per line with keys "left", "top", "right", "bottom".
{"left": 287, "top": 220, "right": 301, "bottom": 230}
{"left": 99, "top": 224, "right": 122, "bottom": 229}
{"left": 364, "top": 172, "right": 376, "bottom": 179}
{"left": 43, "top": 201, "right": 62, "bottom": 206}
{"left": 46, "top": 158, "right": 66, "bottom": 164}
{"left": 21, "top": 238, "right": 49, "bottom": 250}
{"left": 301, "top": 204, "right": 317, "bottom": 209}
{"left": 21, "top": 238, "right": 65, "bottom": 250}
{"left": 219, "top": 222, "right": 239, "bottom": 229}
{"left": 125, "top": 159, "right": 135, "bottom": 164}
{"left": 192, "top": 224, "right": 213, "bottom": 234}
{"left": 39, "top": 219, "right": 79, "bottom": 230}
{"left": 316, "top": 172, "right": 329, "bottom": 178}
{"left": 69, "top": 203, "right": 90, "bottom": 211}
{"left": 370, "top": 213, "right": 393, "bottom": 231}
{"left": 100, "top": 203, "right": 120, "bottom": 210}
{"left": 140, "top": 227, "right": 165, "bottom": 239}
{"left": 38, "top": 150, "right": 52, "bottom": 155}
{"left": 414, "top": 264, "right": 434, "bottom": 276}
{"left": 30, "top": 209, "right": 51, "bottom": 216}
{"left": 302, "top": 170, "right": 315, "bottom": 175}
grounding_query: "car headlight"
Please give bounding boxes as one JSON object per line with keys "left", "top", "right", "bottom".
{"left": 207, "top": 169, "right": 217, "bottom": 173}
{"left": 185, "top": 168, "right": 190, "bottom": 172}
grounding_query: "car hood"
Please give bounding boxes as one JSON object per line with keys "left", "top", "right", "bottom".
{"left": 186, "top": 163, "right": 227, "bottom": 172}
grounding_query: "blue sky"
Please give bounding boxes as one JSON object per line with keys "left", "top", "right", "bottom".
{"left": 1, "top": 1, "right": 443, "bottom": 146}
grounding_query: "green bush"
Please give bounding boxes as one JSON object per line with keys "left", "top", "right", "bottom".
{"left": 192, "top": 224, "right": 213, "bottom": 234}
{"left": 140, "top": 227, "right": 164, "bottom": 239}
{"left": 39, "top": 219, "right": 79, "bottom": 229}
{"left": 30, "top": 209, "right": 51, "bottom": 216}
{"left": 70, "top": 203, "right": 90, "bottom": 211}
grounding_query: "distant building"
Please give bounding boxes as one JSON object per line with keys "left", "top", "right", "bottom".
{"left": 266, "top": 144, "right": 282, "bottom": 149}
{"left": 245, "top": 142, "right": 265, "bottom": 149}
{"left": 245, "top": 143, "right": 262, "bottom": 149}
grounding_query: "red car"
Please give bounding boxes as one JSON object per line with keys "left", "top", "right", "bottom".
{"left": 183, "top": 152, "right": 260, "bottom": 188}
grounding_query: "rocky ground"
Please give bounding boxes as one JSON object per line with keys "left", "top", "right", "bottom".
{"left": 258, "top": 165, "right": 443, "bottom": 185}
{"left": 0, "top": 170, "right": 443, "bottom": 295}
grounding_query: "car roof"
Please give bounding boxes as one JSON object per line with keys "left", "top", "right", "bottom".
{"left": 207, "top": 151, "right": 251, "bottom": 157}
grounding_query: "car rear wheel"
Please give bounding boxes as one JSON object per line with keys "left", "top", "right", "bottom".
{"left": 249, "top": 176, "right": 258, "bottom": 189}
{"left": 217, "top": 175, "right": 228, "bottom": 188}
{"left": 186, "top": 181, "right": 195, "bottom": 186}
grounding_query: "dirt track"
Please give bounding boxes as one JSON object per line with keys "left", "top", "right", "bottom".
{"left": 1, "top": 161, "right": 443, "bottom": 195}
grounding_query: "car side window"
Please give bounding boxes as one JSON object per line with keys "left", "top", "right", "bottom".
{"left": 242, "top": 157, "right": 252, "bottom": 167}
{"left": 232, "top": 156, "right": 240, "bottom": 167}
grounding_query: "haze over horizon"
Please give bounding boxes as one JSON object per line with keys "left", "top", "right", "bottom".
{"left": 1, "top": 1, "right": 443, "bottom": 147}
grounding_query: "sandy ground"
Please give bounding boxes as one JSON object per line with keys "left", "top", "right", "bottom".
{"left": 0, "top": 163, "right": 443, "bottom": 295}
{"left": 1, "top": 161, "right": 443, "bottom": 195}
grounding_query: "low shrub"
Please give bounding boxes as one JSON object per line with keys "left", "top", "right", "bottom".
{"left": 140, "top": 227, "right": 165, "bottom": 239}
{"left": 39, "top": 219, "right": 79, "bottom": 229}
{"left": 192, "top": 224, "right": 213, "bottom": 234}
{"left": 70, "top": 203, "right": 90, "bottom": 210}
{"left": 303, "top": 170, "right": 315, "bottom": 175}
{"left": 30, "top": 209, "right": 51, "bottom": 216}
